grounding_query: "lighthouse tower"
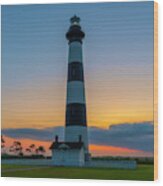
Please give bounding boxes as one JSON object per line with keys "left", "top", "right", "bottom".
{"left": 65, "top": 15, "right": 89, "bottom": 160}
{"left": 50, "top": 15, "right": 90, "bottom": 166}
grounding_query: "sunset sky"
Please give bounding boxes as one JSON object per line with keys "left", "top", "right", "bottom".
{"left": 2, "top": 2, "right": 154, "bottom": 156}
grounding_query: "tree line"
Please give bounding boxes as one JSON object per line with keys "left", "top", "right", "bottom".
{"left": 1, "top": 135, "right": 46, "bottom": 158}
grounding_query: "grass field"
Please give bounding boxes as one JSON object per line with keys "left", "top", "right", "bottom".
{"left": 1, "top": 164, "right": 154, "bottom": 181}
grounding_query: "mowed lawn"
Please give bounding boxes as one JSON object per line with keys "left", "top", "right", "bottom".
{"left": 1, "top": 164, "right": 154, "bottom": 181}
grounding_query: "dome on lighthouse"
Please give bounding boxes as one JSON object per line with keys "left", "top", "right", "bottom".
{"left": 70, "top": 15, "right": 80, "bottom": 25}
{"left": 66, "top": 15, "right": 85, "bottom": 42}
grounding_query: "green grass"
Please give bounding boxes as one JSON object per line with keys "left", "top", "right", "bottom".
{"left": 2, "top": 164, "right": 38, "bottom": 169}
{"left": 1, "top": 164, "right": 154, "bottom": 181}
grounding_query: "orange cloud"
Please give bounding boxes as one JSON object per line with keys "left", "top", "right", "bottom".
{"left": 89, "top": 144, "right": 153, "bottom": 157}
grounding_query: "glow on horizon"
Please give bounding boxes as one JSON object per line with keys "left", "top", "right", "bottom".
{"left": 3, "top": 136, "right": 153, "bottom": 157}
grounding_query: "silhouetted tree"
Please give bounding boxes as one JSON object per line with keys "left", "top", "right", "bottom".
{"left": 1, "top": 135, "right": 5, "bottom": 148}
{"left": 19, "top": 152, "right": 24, "bottom": 157}
{"left": 25, "top": 148, "right": 31, "bottom": 154}
{"left": 37, "top": 146, "right": 46, "bottom": 156}
{"left": 29, "top": 144, "right": 36, "bottom": 155}
{"left": 35, "top": 148, "right": 39, "bottom": 155}
{"left": 9, "top": 145, "right": 14, "bottom": 152}
{"left": 12, "top": 141, "right": 23, "bottom": 156}
{"left": 1, "top": 135, "right": 6, "bottom": 154}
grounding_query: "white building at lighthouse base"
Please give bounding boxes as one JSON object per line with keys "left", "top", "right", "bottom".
{"left": 50, "top": 138, "right": 85, "bottom": 167}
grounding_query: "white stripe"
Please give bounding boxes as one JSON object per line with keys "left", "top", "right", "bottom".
{"left": 68, "top": 41, "right": 82, "bottom": 63}
{"left": 65, "top": 126, "right": 89, "bottom": 153}
{"left": 67, "top": 81, "right": 85, "bottom": 104}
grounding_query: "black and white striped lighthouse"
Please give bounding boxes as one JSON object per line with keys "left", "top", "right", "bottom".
{"left": 65, "top": 15, "right": 89, "bottom": 160}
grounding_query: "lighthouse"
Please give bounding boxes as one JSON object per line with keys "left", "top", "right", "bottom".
{"left": 65, "top": 15, "right": 89, "bottom": 160}
{"left": 50, "top": 15, "right": 90, "bottom": 166}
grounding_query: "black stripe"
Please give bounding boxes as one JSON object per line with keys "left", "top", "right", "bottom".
{"left": 66, "top": 103, "right": 87, "bottom": 126}
{"left": 68, "top": 62, "right": 84, "bottom": 82}
{"left": 68, "top": 39, "right": 83, "bottom": 44}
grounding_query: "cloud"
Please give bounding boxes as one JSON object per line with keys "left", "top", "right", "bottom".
{"left": 88, "top": 122, "right": 154, "bottom": 152}
{"left": 2, "top": 121, "right": 154, "bottom": 152}
{"left": 2, "top": 127, "right": 64, "bottom": 141}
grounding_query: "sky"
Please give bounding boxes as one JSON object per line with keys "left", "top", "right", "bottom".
{"left": 2, "top": 2, "right": 154, "bottom": 156}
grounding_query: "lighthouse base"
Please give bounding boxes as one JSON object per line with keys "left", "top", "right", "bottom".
{"left": 50, "top": 140, "right": 90, "bottom": 167}
{"left": 51, "top": 148, "right": 85, "bottom": 167}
